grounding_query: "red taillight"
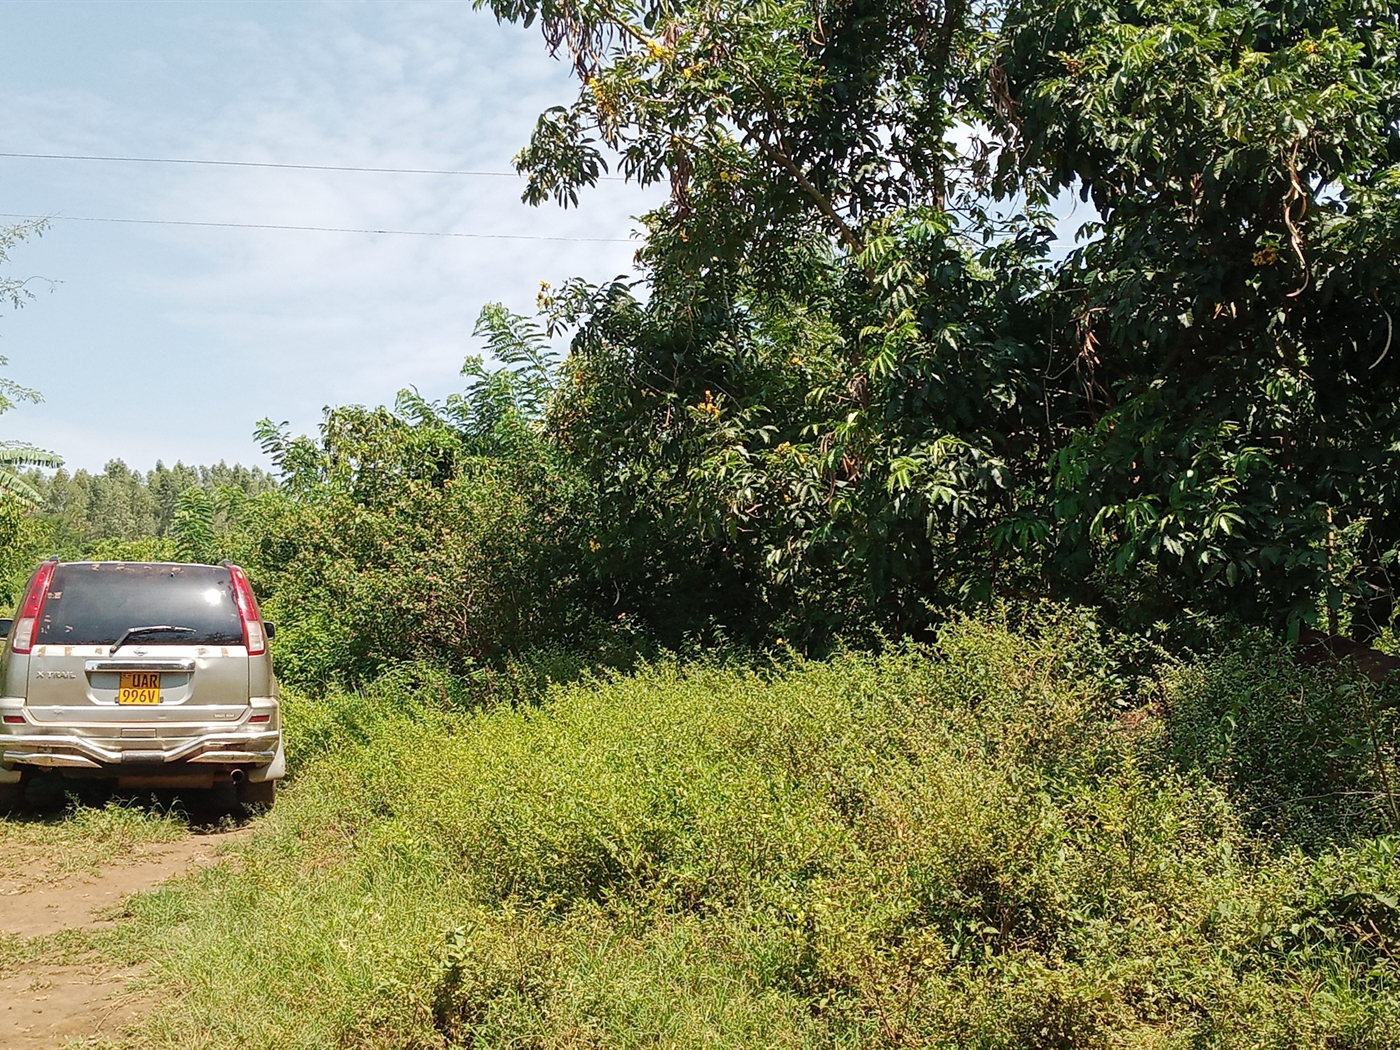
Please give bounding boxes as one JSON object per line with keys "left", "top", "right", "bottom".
{"left": 12, "top": 558, "right": 58, "bottom": 655}
{"left": 2, "top": 715, "right": 24, "bottom": 724}
{"left": 248, "top": 713, "right": 271, "bottom": 723}
{"left": 225, "top": 563, "right": 266, "bottom": 656}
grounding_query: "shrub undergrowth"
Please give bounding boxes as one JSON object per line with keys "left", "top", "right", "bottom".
{"left": 118, "top": 612, "right": 1400, "bottom": 1049}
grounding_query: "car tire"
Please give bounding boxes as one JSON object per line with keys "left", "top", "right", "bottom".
{"left": 0, "top": 779, "right": 25, "bottom": 814}
{"left": 237, "top": 779, "right": 276, "bottom": 808}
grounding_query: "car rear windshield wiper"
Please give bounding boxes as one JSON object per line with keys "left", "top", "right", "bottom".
{"left": 110, "top": 625, "right": 196, "bottom": 653}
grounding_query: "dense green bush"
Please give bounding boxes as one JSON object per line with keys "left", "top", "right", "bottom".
{"left": 122, "top": 615, "right": 1400, "bottom": 1049}
{"left": 1166, "top": 636, "right": 1400, "bottom": 845}
{"left": 231, "top": 403, "right": 637, "bottom": 689}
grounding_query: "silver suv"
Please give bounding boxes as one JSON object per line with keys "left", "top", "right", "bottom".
{"left": 0, "top": 559, "right": 283, "bottom": 810}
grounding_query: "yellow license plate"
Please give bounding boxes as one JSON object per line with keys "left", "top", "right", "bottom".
{"left": 117, "top": 671, "right": 162, "bottom": 705}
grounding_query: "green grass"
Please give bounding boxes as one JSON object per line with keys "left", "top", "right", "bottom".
{"left": 82, "top": 610, "right": 1399, "bottom": 1049}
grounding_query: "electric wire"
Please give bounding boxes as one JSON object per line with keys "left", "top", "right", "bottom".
{"left": 0, "top": 212, "right": 637, "bottom": 244}
{"left": 0, "top": 149, "right": 626, "bottom": 180}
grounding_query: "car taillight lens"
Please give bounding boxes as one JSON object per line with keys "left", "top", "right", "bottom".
{"left": 2, "top": 715, "right": 24, "bottom": 724}
{"left": 225, "top": 563, "right": 266, "bottom": 656}
{"left": 12, "top": 558, "right": 58, "bottom": 655}
{"left": 248, "top": 713, "right": 271, "bottom": 723}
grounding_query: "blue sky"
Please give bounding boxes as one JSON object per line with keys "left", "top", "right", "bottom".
{"left": 0, "top": 0, "right": 657, "bottom": 472}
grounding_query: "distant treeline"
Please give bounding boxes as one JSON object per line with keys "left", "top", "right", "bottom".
{"left": 34, "top": 460, "right": 277, "bottom": 548}
{"left": 0, "top": 460, "right": 276, "bottom": 602}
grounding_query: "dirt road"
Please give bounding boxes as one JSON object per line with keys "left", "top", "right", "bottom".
{"left": 0, "top": 828, "right": 248, "bottom": 1048}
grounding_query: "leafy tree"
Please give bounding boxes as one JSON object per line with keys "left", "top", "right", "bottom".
{"left": 0, "top": 220, "right": 60, "bottom": 506}
{"left": 171, "top": 486, "right": 218, "bottom": 563}
{"left": 997, "top": 0, "right": 1400, "bottom": 634}
{"left": 0, "top": 437, "right": 60, "bottom": 507}
{"left": 474, "top": 0, "right": 1059, "bottom": 645}
{"left": 478, "top": 0, "right": 1400, "bottom": 645}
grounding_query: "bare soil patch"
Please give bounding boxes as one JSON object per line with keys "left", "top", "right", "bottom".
{"left": 0, "top": 816, "right": 251, "bottom": 1047}
{"left": 0, "top": 964, "right": 148, "bottom": 1048}
{"left": 0, "top": 830, "right": 249, "bottom": 939}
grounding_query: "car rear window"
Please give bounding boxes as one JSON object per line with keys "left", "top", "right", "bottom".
{"left": 35, "top": 563, "right": 245, "bottom": 647}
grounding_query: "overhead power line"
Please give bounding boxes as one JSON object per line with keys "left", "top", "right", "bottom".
{"left": 0, "top": 149, "right": 626, "bottom": 180}
{"left": 0, "top": 212, "right": 637, "bottom": 244}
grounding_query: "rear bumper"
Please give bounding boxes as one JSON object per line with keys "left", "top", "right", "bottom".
{"left": 0, "top": 728, "right": 280, "bottom": 771}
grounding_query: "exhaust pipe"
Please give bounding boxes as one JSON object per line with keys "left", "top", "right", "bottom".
{"left": 230, "top": 768, "right": 245, "bottom": 784}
